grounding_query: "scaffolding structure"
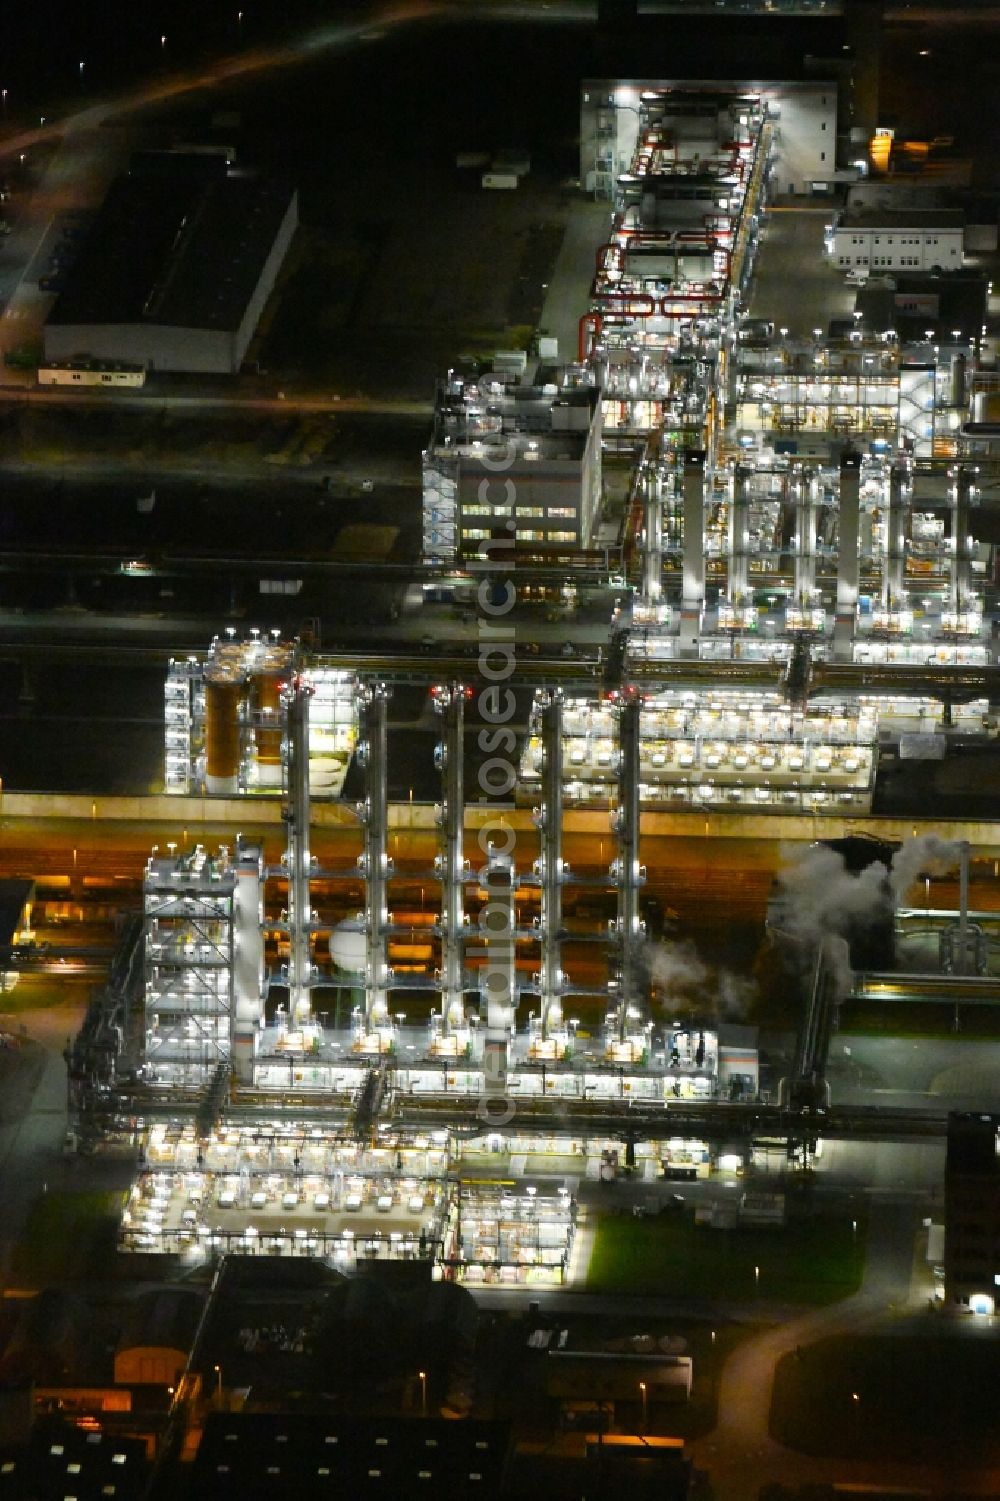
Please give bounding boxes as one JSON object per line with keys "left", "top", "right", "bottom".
{"left": 143, "top": 845, "right": 244, "bottom": 1089}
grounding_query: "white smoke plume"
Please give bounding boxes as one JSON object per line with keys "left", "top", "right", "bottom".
{"left": 772, "top": 843, "right": 893, "bottom": 949}
{"left": 647, "top": 939, "right": 710, "bottom": 999}
{"left": 646, "top": 939, "right": 753, "bottom": 1019}
{"left": 771, "top": 836, "right": 964, "bottom": 997}
{"left": 888, "top": 833, "right": 962, "bottom": 904}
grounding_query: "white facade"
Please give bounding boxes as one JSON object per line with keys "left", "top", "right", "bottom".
{"left": 764, "top": 84, "right": 838, "bottom": 195}
{"left": 580, "top": 80, "right": 837, "bottom": 200}
{"left": 830, "top": 222, "right": 964, "bottom": 273}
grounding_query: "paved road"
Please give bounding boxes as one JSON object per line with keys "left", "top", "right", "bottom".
{"left": 0, "top": 388, "right": 432, "bottom": 415}
{"left": 683, "top": 1191, "right": 989, "bottom": 1499}
{"left": 748, "top": 207, "right": 855, "bottom": 341}
{"left": 0, "top": 1001, "right": 84, "bottom": 1283}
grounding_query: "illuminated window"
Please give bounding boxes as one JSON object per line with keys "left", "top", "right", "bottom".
{"left": 547, "top": 507, "right": 575, "bottom": 518}
{"left": 515, "top": 508, "right": 544, "bottom": 518}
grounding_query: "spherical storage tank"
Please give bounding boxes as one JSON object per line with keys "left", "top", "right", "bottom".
{"left": 329, "top": 918, "right": 366, "bottom": 975}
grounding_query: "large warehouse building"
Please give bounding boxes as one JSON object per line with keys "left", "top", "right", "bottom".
{"left": 43, "top": 161, "right": 297, "bottom": 375}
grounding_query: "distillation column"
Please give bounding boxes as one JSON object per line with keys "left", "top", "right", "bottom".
{"left": 641, "top": 464, "right": 664, "bottom": 611}
{"left": 537, "top": 690, "right": 565, "bottom": 1038}
{"left": 480, "top": 849, "right": 518, "bottom": 1100}
{"left": 835, "top": 450, "right": 862, "bottom": 658}
{"left": 728, "top": 462, "right": 751, "bottom": 607}
{"left": 793, "top": 465, "right": 819, "bottom": 607}
{"left": 680, "top": 449, "right": 707, "bottom": 651}
{"left": 612, "top": 695, "right": 644, "bottom": 1041}
{"left": 951, "top": 465, "right": 976, "bottom": 617}
{"left": 434, "top": 685, "right": 466, "bottom": 1035}
{"left": 283, "top": 675, "right": 314, "bottom": 1026}
{"left": 357, "top": 684, "right": 391, "bottom": 1030}
{"left": 883, "top": 461, "right": 909, "bottom": 612}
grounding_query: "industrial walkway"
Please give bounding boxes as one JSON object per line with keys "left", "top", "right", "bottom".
{"left": 538, "top": 199, "right": 610, "bottom": 366}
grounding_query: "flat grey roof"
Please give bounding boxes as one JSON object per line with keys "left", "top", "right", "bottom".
{"left": 839, "top": 210, "right": 965, "bottom": 230}
{"left": 49, "top": 171, "right": 295, "bottom": 333}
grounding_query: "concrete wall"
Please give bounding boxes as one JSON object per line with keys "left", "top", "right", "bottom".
{"left": 232, "top": 190, "right": 299, "bottom": 370}
{"left": 44, "top": 320, "right": 234, "bottom": 374}
{"left": 457, "top": 458, "right": 589, "bottom": 550}
{"left": 767, "top": 84, "right": 838, "bottom": 195}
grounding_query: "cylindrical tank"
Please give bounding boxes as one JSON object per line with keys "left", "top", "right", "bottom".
{"left": 950, "top": 353, "right": 967, "bottom": 410}
{"left": 253, "top": 671, "right": 284, "bottom": 787}
{"left": 204, "top": 676, "right": 242, "bottom": 794}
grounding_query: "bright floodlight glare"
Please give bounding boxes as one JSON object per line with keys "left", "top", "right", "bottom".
{"left": 615, "top": 85, "right": 638, "bottom": 107}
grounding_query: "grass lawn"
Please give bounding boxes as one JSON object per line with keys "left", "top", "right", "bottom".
{"left": 587, "top": 1209, "right": 865, "bottom": 1305}
{"left": 0, "top": 975, "right": 91, "bottom": 1014}
{"left": 11, "top": 1190, "right": 126, "bottom": 1285}
{"left": 771, "top": 1331, "right": 1000, "bottom": 1465}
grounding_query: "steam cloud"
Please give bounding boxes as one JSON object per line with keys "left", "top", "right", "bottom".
{"left": 888, "top": 833, "right": 962, "bottom": 904}
{"left": 771, "top": 835, "right": 964, "bottom": 994}
{"left": 645, "top": 939, "right": 754, "bottom": 1020}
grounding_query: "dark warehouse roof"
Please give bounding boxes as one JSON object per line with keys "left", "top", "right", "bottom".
{"left": 192, "top": 1414, "right": 511, "bottom": 1499}
{"left": 48, "top": 170, "right": 295, "bottom": 333}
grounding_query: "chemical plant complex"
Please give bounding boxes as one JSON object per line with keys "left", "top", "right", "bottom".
{"left": 49, "top": 73, "right": 1000, "bottom": 1309}
{"left": 4, "top": 5, "right": 1000, "bottom": 1495}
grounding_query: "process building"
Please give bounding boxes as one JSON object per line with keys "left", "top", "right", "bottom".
{"left": 422, "top": 376, "right": 602, "bottom": 564}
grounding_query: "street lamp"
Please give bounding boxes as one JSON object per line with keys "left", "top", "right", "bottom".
{"left": 160, "top": 34, "right": 167, "bottom": 52}
{"left": 754, "top": 1263, "right": 760, "bottom": 1292}
{"left": 1, "top": 90, "right": 7, "bottom": 119}
{"left": 214, "top": 1364, "right": 222, "bottom": 1403}
{"left": 418, "top": 1369, "right": 427, "bottom": 1417}
{"left": 639, "top": 1380, "right": 647, "bottom": 1433}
